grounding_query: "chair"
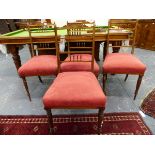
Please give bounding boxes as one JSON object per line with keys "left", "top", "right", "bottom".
{"left": 43, "top": 22, "right": 106, "bottom": 134}
{"left": 60, "top": 21, "right": 100, "bottom": 76}
{"left": 102, "top": 19, "right": 146, "bottom": 99}
{"left": 18, "top": 22, "right": 59, "bottom": 101}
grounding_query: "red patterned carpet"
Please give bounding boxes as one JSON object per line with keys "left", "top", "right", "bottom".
{"left": 0, "top": 112, "right": 152, "bottom": 135}
{"left": 140, "top": 88, "right": 155, "bottom": 118}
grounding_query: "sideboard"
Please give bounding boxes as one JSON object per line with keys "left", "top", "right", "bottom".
{"left": 136, "top": 19, "right": 155, "bottom": 51}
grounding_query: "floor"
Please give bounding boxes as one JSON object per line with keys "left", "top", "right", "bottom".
{"left": 0, "top": 45, "right": 155, "bottom": 134}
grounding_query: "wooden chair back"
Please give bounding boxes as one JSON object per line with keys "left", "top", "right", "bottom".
{"left": 58, "top": 22, "right": 96, "bottom": 73}
{"left": 26, "top": 21, "right": 59, "bottom": 58}
{"left": 67, "top": 20, "right": 95, "bottom": 51}
{"left": 106, "top": 19, "right": 138, "bottom": 56}
{"left": 109, "top": 19, "right": 137, "bottom": 28}
{"left": 45, "top": 19, "right": 51, "bottom": 23}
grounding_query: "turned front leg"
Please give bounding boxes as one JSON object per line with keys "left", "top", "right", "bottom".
{"left": 98, "top": 108, "right": 105, "bottom": 135}
{"left": 46, "top": 109, "right": 54, "bottom": 134}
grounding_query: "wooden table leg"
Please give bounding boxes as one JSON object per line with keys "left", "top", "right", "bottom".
{"left": 95, "top": 41, "right": 102, "bottom": 61}
{"left": 7, "top": 45, "right": 21, "bottom": 72}
{"left": 103, "top": 41, "right": 107, "bottom": 60}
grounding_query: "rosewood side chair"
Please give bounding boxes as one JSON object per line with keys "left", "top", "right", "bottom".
{"left": 42, "top": 23, "right": 107, "bottom": 134}
{"left": 18, "top": 22, "right": 59, "bottom": 101}
{"left": 60, "top": 21, "right": 100, "bottom": 77}
{"left": 102, "top": 20, "right": 146, "bottom": 99}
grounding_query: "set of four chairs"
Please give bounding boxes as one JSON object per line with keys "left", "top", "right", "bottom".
{"left": 17, "top": 20, "right": 146, "bottom": 134}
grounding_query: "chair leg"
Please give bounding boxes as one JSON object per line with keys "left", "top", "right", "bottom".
{"left": 106, "top": 74, "right": 108, "bottom": 80}
{"left": 124, "top": 74, "right": 128, "bottom": 81}
{"left": 103, "top": 74, "right": 107, "bottom": 93}
{"left": 96, "top": 75, "right": 99, "bottom": 79}
{"left": 46, "top": 109, "right": 54, "bottom": 134}
{"left": 98, "top": 108, "right": 105, "bottom": 135}
{"left": 134, "top": 75, "right": 143, "bottom": 100}
{"left": 21, "top": 77, "right": 31, "bottom": 101}
{"left": 38, "top": 76, "right": 43, "bottom": 83}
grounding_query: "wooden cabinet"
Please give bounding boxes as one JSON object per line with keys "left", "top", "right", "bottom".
{"left": 0, "top": 19, "right": 41, "bottom": 34}
{"left": 136, "top": 19, "right": 155, "bottom": 51}
{"left": 0, "top": 20, "right": 11, "bottom": 34}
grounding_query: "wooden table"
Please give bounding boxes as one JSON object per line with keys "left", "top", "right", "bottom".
{"left": 0, "top": 28, "right": 130, "bottom": 73}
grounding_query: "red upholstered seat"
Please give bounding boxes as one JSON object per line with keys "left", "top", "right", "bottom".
{"left": 18, "top": 55, "right": 58, "bottom": 77}
{"left": 60, "top": 54, "right": 100, "bottom": 76}
{"left": 103, "top": 53, "right": 146, "bottom": 74}
{"left": 43, "top": 72, "right": 106, "bottom": 109}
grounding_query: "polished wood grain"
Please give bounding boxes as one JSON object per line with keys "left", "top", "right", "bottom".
{"left": 136, "top": 19, "right": 155, "bottom": 51}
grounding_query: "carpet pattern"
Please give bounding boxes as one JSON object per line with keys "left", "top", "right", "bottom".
{"left": 140, "top": 88, "right": 155, "bottom": 118}
{"left": 0, "top": 112, "right": 152, "bottom": 135}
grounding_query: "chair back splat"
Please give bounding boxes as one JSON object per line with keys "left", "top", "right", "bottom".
{"left": 26, "top": 21, "right": 59, "bottom": 58}
{"left": 58, "top": 21, "right": 96, "bottom": 74}
{"left": 106, "top": 19, "right": 138, "bottom": 57}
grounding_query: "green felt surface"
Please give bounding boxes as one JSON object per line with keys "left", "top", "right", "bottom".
{"left": 2, "top": 26, "right": 108, "bottom": 38}
{"left": 3, "top": 29, "right": 68, "bottom": 37}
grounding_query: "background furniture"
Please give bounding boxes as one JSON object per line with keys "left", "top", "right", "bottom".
{"left": 1, "top": 19, "right": 155, "bottom": 51}
{"left": 0, "top": 20, "right": 18, "bottom": 55}
{"left": 107, "top": 19, "right": 155, "bottom": 51}
{"left": 0, "top": 19, "right": 17, "bottom": 34}
{"left": 0, "top": 26, "right": 130, "bottom": 75}
{"left": 136, "top": 19, "right": 155, "bottom": 51}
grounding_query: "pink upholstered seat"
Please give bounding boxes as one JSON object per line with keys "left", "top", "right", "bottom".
{"left": 103, "top": 53, "right": 146, "bottom": 74}
{"left": 43, "top": 72, "right": 106, "bottom": 109}
{"left": 18, "top": 55, "right": 58, "bottom": 77}
{"left": 60, "top": 54, "right": 100, "bottom": 76}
